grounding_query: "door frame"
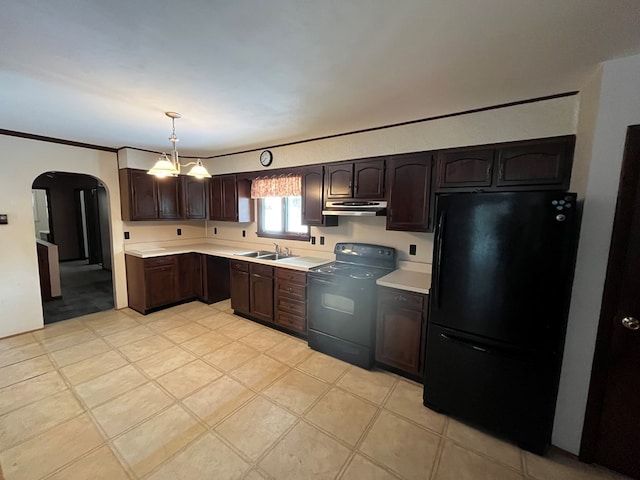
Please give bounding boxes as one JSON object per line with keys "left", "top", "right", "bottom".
{"left": 580, "top": 124, "right": 640, "bottom": 461}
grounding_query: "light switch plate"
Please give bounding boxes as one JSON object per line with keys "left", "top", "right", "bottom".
{"left": 0, "top": 214, "right": 8, "bottom": 224}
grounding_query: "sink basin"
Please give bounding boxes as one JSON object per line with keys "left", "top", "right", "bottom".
{"left": 235, "top": 250, "right": 275, "bottom": 258}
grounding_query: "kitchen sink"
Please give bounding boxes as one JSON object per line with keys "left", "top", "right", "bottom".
{"left": 234, "top": 251, "right": 297, "bottom": 261}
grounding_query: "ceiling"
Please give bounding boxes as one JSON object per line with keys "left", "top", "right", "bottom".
{"left": 2, "top": 1, "right": 640, "bottom": 157}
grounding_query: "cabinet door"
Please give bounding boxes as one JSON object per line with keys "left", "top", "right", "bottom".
{"left": 125, "top": 169, "right": 158, "bottom": 220}
{"left": 496, "top": 138, "right": 573, "bottom": 189}
{"left": 183, "top": 177, "right": 208, "bottom": 219}
{"left": 250, "top": 264, "right": 274, "bottom": 323}
{"left": 436, "top": 149, "right": 495, "bottom": 190}
{"left": 177, "top": 253, "right": 201, "bottom": 300}
{"left": 230, "top": 262, "right": 250, "bottom": 314}
{"left": 325, "top": 164, "right": 353, "bottom": 199}
{"left": 354, "top": 159, "right": 385, "bottom": 198}
{"left": 209, "top": 176, "right": 223, "bottom": 220}
{"left": 301, "top": 166, "right": 338, "bottom": 227}
{"left": 145, "top": 262, "right": 177, "bottom": 309}
{"left": 386, "top": 154, "right": 432, "bottom": 231}
{"left": 202, "top": 255, "right": 230, "bottom": 304}
{"left": 157, "top": 176, "right": 181, "bottom": 219}
{"left": 221, "top": 175, "right": 238, "bottom": 221}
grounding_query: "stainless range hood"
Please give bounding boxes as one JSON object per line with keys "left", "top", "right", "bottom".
{"left": 322, "top": 200, "right": 387, "bottom": 216}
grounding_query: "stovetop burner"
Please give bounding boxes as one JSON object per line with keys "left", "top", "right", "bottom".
{"left": 310, "top": 261, "right": 391, "bottom": 281}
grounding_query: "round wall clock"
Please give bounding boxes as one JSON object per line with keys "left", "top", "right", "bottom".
{"left": 259, "top": 150, "right": 273, "bottom": 167}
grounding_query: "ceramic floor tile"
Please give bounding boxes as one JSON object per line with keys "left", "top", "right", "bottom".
{"left": 0, "top": 414, "right": 104, "bottom": 480}
{"left": 74, "top": 364, "right": 147, "bottom": 408}
{"left": 265, "top": 337, "right": 313, "bottom": 365}
{"left": 112, "top": 404, "right": 206, "bottom": 478}
{"left": 297, "top": 351, "right": 350, "bottom": 383}
{"left": 49, "top": 337, "right": 112, "bottom": 367}
{"left": 210, "top": 299, "right": 232, "bottom": 311}
{"left": 0, "top": 342, "right": 45, "bottom": 368}
{"left": 230, "top": 354, "right": 289, "bottom": 390}
{"left": 445, "top": 418, "right": 522, "bottom": 470}
{"left": 166, "top": 301, "right": 203, "bottom": 314}
{"left": 0, "top": 333, "right": 36, "bottom": 352}
{"left": 435, "top": 440, "right": 523, "bottom": 480}
{"left": 147, "top": 433, "right": 250, "bottom": 480}
{"left": 0, "top": 390, "right": 83, "bottom": 451}
{"left": 135, "top": 345, "right": 196, "bottom": 378}
{"left": 146, "top": 315, "right": 190, "bottom": 333}
{"left": 305, "top": 387, "right": 378, "bottom": 446}
{"left": 177, "top": 304, "right": 222, "bottom": 321}
{"left": 181, "top": 331, "right": 233, "bottom": 356}
{"left": 524, "top": 450, "right": 615, "bottom": 480}
{"left": 385, "top": 379, "right": 446, "bottom": 433}
{"left": 238, "top": 328, "right": 286, "bottom": 351}
{"left": 104, "top": 324, "right": 154, "bottom": 347}
{"left": 156, "top": 359, "right": 223, "bottom": 398}
{"left": 60, "top": 350, "right": 128, "bottom": 385}
{"left": 183, "top": 376, "right": 255, "bottom": 426}
{"left": 337, "top": 367, "right": 397, "bottom": 405}
{"left": 162, "top": 323, "right": 211, "bottom": 343}
{"left": 263, "top": 370, "right": 328, "bottom": 414}
{"left": 86, "top": 314, "right": 140, "bottom": 336}
{"left": 47, "top": 445, "right": 130, "bottom": 480}
{"left": 118, "top": 334, "right": 174, "bottom": 362}
{"left": 0, "top": 371, "right": 67, "bottom": 415}
{"left": 259, "top": 421, "right": 351, "bottom": 480}
{"left": 359, "top": 410, "right": 440, "bottom": 480}
{"left": 195, "top": 311, "right": 237, "bottom": 330}
{"left": 244, "top": 469, "right": 268, "bottom": 480}
{"left": 33, "top": 319, "right": 86, "bottom": 342}
{"left": 217, "top": 318, "right": 262, "bottom": 339}
{"left": 216, "top": 396, "right": 297, "bottom": 460}
{"left": 0, "top": 355, "right": 54, "bottom": 389}
{"left": 341, "top": 454, "right": 401, "bottom": 480}
{"left": 202, "top": 341, "right": 260, "bottom": 372}
{"left": 91, "top": 382, "right": 174, "bottom": 437}
{"left": 40, "top": 328, "right": 97, "bottom": 352}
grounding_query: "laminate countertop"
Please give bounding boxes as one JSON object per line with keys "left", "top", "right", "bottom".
{"left": 377, "top": 268, "right": 431, "bottom": 295}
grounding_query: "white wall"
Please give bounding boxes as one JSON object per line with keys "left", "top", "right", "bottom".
{"left": 0, "top": 135, "right": 127, "bottom": 338}
{"left": 553, "top": 53, "right": 640, "bottom": 453}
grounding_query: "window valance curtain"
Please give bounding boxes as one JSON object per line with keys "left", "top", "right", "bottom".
{"left": 250, "top": 174, "right": 302, "bottom": 199}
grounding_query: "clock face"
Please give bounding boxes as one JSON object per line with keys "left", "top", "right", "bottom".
{"left": 260, "top": 150, "right": 273, "bottom": 167}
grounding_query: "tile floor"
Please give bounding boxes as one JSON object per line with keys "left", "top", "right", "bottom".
{"left": 0, "top": 301, "right": 630, "bottom": 479}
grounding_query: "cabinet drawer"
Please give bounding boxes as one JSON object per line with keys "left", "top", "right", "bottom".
{"left": 276, "top": 280, "right": 306, "bottom": 302}
{"left": 230, "top": 260, "right": 249, "bottom": 272}
{"left": 379, "top": 287, "right": 424, "bottom": 310}
{"left": 275, "top": 268, "right": 306, "bottom": 284}
{"left": 275, "top": 311, "right": 306, "bottom": 334}
{"left": 144, "top": 256, "right": 176, "bottom": 267}
{"left": 277, "top": 297, "right": 306, "bottom": 317}
{"left": 250, "top": 263, "right": 273, "bottom": 277}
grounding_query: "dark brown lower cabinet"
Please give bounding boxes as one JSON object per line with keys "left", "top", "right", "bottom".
{"left": 177, "top": 253, "right": 202, "bottom": 300}
{"left": 230, "top": 260, "right": 250, "bottom": 315}
{"left": 126, "top": 255, "right": 179, "bottom": 314}
{"left": 375, "top": 286, "right": 428, "bottom": 381}
{"left": 249, "top": 264, "right": 274, "bottom": 323}
{"left": 275, "top": 268, "right": 307, "bottom": 335}
{"left": 201, "top": 255, "right": 230, "bottom": 304}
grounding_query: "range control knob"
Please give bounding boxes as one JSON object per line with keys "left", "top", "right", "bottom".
{"left": 556, "top": 214, "right": 566, "bottom": 222}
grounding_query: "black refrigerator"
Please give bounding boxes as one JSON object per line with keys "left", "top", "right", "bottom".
{"left": 423, "top": 191, "right": 578, "bottom": 454}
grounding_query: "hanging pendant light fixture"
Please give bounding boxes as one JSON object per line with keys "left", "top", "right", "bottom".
{"left": 147, "top": 112, "right": 212, "bottom": 179}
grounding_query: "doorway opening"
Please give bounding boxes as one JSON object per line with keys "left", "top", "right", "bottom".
{"left": 32, "top": 172, "right": 114, "bottom": 323}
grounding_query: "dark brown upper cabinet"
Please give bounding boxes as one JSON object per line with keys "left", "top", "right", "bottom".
{"left": 435, "top": 136, "right": 574, "bottom": 192}
{"left": 386, "top": 153, "right": 433, "bottom": 232}
{"left": 301, "top": 165, "right": 338, "bottom": 227}
{"left": 120, "top": 168, "right": 181, "bottom": 221}
{"left": 209, "top": 174, "right": 253, "bottom": 222}
{"left": 182, "top": 176, "right": 208, "bottom": 219}
{"left": 325, "top": 158, "right": 385, "bottom": 200}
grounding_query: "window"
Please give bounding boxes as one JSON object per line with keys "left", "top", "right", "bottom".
{"left": 257, "top": 196, "right": 309, "bottom": 240}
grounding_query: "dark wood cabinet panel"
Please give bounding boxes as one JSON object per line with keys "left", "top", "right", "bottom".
{"left": 202, "top": 255, "right": 230, "bottom": 304}
{"left": 182, "top": 177, "right": 208, "bottom": 219}
{"left": 221, "top": 176, "right": 238, "bottom": 221}
{"left": 386, "top": 153, "right": 433, "bottom": 232}
{"left": 177, "top": 253, "right": 201, "bottom": 300}
{"left": 325, "top": 164, "right": 353, "bottom": 199}
{"left": 301, "top": 165, "right": 338, "bottom": 227}
{"left": 120, "top": 169, "right": 158, "bottom": 221}
{"left": 274, "top": 267, "right": 307, "bottom": 335}
{"left": 250, "top": 264, "right": 274, "bottom": 323}
{"left": 210, "top": 175, "right": 253, "bottom": 222}
{"left": 156, "top": 176, "right": 181, "bottom": 219}
{"left": 146, "top": 263, "right": 178, "bottom": 309}
{"left": 376, "top": 287, "right": 427, "bottom": 380}
{"left": 436, "top": 149, "right": 495, "bottom": 190}
{"left": 230, "top": 260, "right": 250, "bottom": 315}
{"left": 354, "top": 159, "right": 385, "bottom": 198}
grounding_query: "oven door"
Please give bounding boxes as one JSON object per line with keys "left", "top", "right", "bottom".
{"left": 307, "top": 275, "right": 376, "bottom": 347}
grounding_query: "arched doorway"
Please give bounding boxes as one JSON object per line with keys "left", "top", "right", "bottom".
{"left": 32, "top": 171, "right": 114, "bottom": 323}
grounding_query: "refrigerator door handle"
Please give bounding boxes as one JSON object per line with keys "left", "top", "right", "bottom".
{"left": 434, "top": 211, "right": 446, "bottom": 309}
{"left": 439, "top": 333, "right": 531, "bottom": 359}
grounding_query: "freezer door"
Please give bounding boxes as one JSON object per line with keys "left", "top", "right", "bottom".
{"left": 423, "top": 324, "right": 559, "bottom": 453}
{"left": 430, "top": 191, "right": 577, "bottom": 350}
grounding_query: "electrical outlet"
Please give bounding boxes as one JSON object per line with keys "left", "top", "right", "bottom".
{"left": 409, "top": 244, "right": 417, "bottom": 255}
{"left": 242, "top": 230, "right": 246, "bottom": 237}
{"left": 124, "top": 231, "right": 130, "bottom": 240}
{"left": 311, "top": 236, "right": 316, "bottom": 245}
{"left": 214, "top": 227, "right": 217, "bottom": 235}
{"left": 0, "top": 214, "right": 7, "bottom": 225}
{"left": 177, "top": 228, "right": 182, "bottom": 236}
{"left": 320, "top": 236, "right": 325, "bottom": 245}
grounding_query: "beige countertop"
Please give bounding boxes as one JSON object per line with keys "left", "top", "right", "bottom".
{"left": 125, "top": 243, "right": 332, "bottom": 272}
{"left": 377, "top": 267, "right": 431, "bottom": 295}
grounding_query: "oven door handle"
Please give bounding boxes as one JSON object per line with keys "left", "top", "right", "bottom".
{"left": 309, "top": 276, "right": 340, "bottom": 286}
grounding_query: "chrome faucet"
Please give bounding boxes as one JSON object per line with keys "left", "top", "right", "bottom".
{"left": 273, "top": 242, "right": 280, "bottom": 255}
{"left": 284, "top": 247, "right": 291, "bottom": 257}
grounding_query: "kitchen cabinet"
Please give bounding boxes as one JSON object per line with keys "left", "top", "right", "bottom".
{"left": 201, "top": 255, "right": 230, "bottom": 304}
{"left": 126, "top": 255, "right": 179, "bottom": 314}
{"left": 435, "top": 136, "right": 574, "bottom": 192}
{"left": 120, "top": 169, "right": 158, "bottom": 221}
{"left": 375, "top": 286, "right": 428, "bottom": 381}
{"left": 386, "top": 153, "right": 433, "bottom": 232}
{"left": 177, "top": 253, "right": 202, "bottom": 300}
{"left": 249, "top": 263, "right": 274, "bottom": 323}
{"left": 209, "top": 175, "right": 253, "bottom": 222}
{"left": 325, "top": 158, "right": 385, "bottom": 200}
{"left": 274, "top": 268, "right": 307, "bottom": 335}
{"left": 301, "top": 165, "right": 338, "bottom": 227}
{"left": 230, "top": 260, "right": 250, "bottom": 315}
{"left": 182, "top": 176, "right": 208, "bottom": 219}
